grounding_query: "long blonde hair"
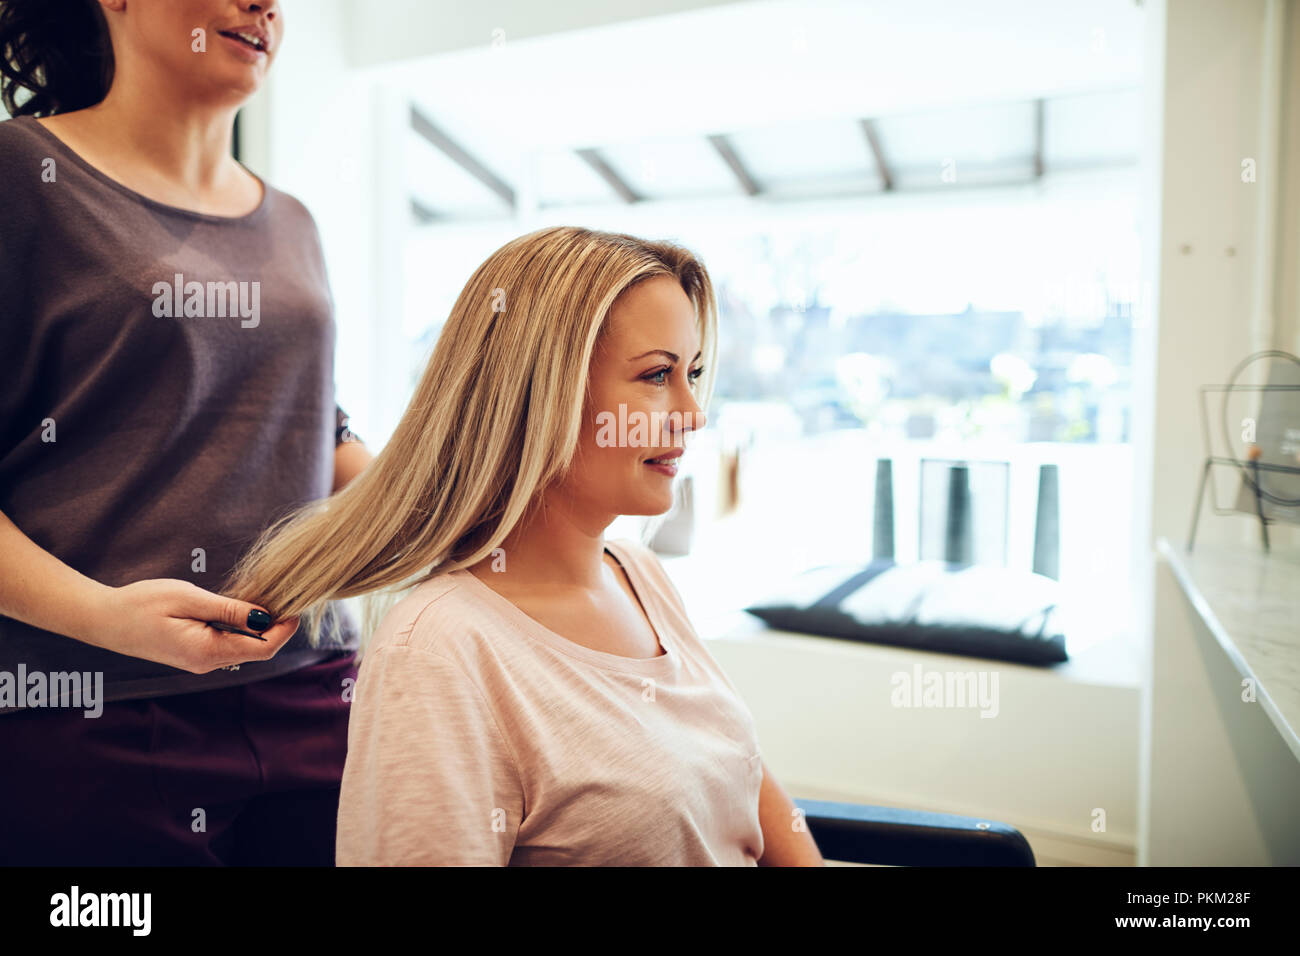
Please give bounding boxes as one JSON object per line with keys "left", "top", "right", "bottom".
{"left": 223, "top": 225, "right": 719, "bottom": 650}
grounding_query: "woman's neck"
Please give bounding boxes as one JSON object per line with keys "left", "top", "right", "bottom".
{"left": 469, "top": 501, "right": 617, "bottom": 592}
{"left": 71, "top": 71, "right": 240, "bottom": 194}
{"left": 35, "top": 75, "right": 259, "bottom": 218}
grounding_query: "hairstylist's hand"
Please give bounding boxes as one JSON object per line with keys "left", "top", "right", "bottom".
{"left": 89, "top": 579, "right": 300, "bottom": 674}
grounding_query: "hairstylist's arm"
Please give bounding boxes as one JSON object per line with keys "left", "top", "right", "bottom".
{"left": 0, "top": 509, "right": 298, "bottom": 674}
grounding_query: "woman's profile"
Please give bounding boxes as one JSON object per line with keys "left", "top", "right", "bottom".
{"left": 225, "top": 226, "right": 826, "bottom": 865}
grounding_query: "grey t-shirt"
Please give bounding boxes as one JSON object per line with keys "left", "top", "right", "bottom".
{"left": 0, "top": 115, "right": 359, "bottom": 713}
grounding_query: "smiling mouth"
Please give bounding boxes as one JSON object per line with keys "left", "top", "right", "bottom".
{"left": 219, "top": 31, "right": 268, "bottom": 52}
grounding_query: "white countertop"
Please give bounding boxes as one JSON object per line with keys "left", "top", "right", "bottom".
{"left": 1157, "top": 537, "right": 1300, "bottom": 760}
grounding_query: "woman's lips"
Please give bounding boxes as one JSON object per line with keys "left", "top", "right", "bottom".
{"left": 644, "top": 451, "right": 683, "bottom": 477}
{"left": 218, "top": 31, "right": 269, "bottom": 61}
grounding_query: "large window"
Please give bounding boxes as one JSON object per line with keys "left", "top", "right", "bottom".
{"left": 374, "top": 0, "right": 1146, "bottom": 653}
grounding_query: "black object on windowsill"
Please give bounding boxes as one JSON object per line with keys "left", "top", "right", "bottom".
{"left": 745, "top": 455, "right": 1068, "bottom": 666}
{"left": 744, "top": 558, "right": 1068, "bottom": 666}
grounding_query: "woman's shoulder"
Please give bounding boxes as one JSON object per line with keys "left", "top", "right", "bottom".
{"left": 0, "top": 117, "right": 54, "bottom": 254}
{"left": 0, "top": 114, "right": 42, "bottom": 149}
{"left": 0, "top": 117, "right": 51, "bottom": 198}
{"left": 260, "top": 181, "right": 318, "bottom": 227}
{"left": 365, "top": 569, "right": 514, "bottom": 671}
{"left": 256, "top": 182, "right": 329, "bottom": 263}
{"left": 0, "top": 115, "right": 85, "bottom": 189}
{"left": 251, "top": 178, "right": 318, "bottom": 234}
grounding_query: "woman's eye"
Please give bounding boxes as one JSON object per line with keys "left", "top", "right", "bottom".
{"left": 642, "top": 365, "right": 703, "bottom": 386}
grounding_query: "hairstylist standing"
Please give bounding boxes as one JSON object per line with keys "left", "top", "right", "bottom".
{"left": 0, "top": 0, "right": 372, "bottom": 864}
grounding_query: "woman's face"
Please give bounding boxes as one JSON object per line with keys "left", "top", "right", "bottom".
{"left": 103, "top": 0, "right": 283, "bottom": 104}
{"left": 560, "top": 275, "right": 708, "bottom": 521}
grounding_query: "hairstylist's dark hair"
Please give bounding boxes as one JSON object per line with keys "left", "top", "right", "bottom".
{"left": 0, "top": 0, "right": 112, "bottom": 117}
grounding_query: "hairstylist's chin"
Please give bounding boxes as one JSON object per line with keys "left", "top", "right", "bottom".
{"left": 210, "top": 26, "right": 279, "bottom": 98}
{"left": 197, "top": 64, "right": 269, "bottom": 107}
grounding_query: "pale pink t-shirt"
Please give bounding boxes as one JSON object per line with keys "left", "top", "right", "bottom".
{"left": 335, "top": 537, "right": 765, "bottom": 866}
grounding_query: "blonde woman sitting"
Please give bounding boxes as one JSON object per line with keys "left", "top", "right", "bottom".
{"left": 225, "top": 226, "right": 825, "bottom": 866}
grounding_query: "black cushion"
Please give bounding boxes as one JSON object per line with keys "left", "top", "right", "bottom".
{"left": 744, "top": 559, "right": 1068, "bottom": 665}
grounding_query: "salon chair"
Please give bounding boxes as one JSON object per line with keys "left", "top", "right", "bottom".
{"left": 792, "top": 798, "right": 1035, "bottom": 865}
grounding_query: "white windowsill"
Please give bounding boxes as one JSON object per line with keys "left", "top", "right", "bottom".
{"left": 657, "top": 510, "right": 1142, "bottom": 691}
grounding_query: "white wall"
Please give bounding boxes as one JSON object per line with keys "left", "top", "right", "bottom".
{"left": 1139, "top": 0, "right": 1300, "bottom": 865}
{"left": 1276, "top": 2, "right": 1300, "bottom": 354}
{"left": 240, "top": 0, "right": 408, "bottom": 441}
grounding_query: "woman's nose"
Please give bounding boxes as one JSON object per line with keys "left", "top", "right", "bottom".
{"left": 245, "top": 1, "right": 277, "bottom": 20}
{"left": 677, "top": 387, "right": 707, "bottom": 436}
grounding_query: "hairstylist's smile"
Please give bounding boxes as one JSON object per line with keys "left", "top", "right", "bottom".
{"left": 218, "top": 24, "right": 272, "bottom": 58}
